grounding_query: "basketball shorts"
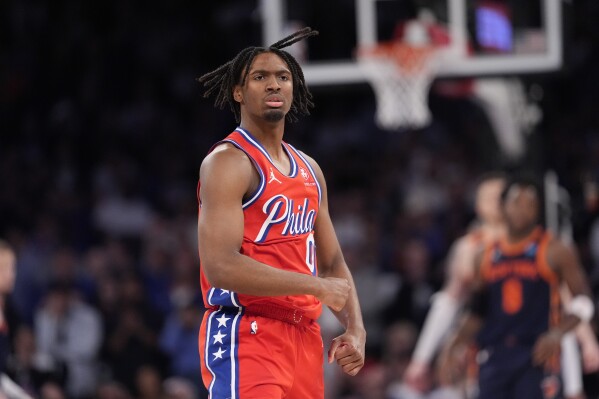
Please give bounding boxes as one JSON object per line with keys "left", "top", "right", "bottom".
{"left": 477, "top": 344, "right": 562, "bottom": 399}
{"left": 199, "top": 306, "right": 324, "bottom": 399}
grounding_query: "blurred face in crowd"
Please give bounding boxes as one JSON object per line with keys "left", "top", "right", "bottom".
{"left": 234, "top": 52, "right": 293, "bottom": 124}
{"left": 0, "top": 248, "right": 16, "bottom": 295}
{"left": 502, "top": 184, "right": 539, "bottom": 236}
{"left": 136, "top": 365, "right": 163, "bottom": 398}
{"left": 96, "top": 382, "right": 132, "bottom": 399}
{"left": 46, "top": 289, "right": 71, "bottom": 316}
{"left": 475, "top": 178, "right": 505, "bottom": 225}
{"left": 40, "top": 382, "right": 66, "bottom": 399}
{"left": 14, "top": 326, "right": 35, "bottom": 365}
{"left": 400, "top": 239, "right": 429, "bottom": 283}
{"left": 178, "top": 306, "right": 198, "bottom": 329}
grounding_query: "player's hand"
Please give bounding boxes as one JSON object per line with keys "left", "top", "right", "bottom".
{"left": 328, "top": 329, "right": 366, "bottom": 376}
{"left": 317, "top": 277, "right": 350, "bottom": 312}
{"left": 581, "top": 340, "right": 599, "bottom": 373}
{"left": 532, "top": 330, "right": 562, "bottom": 366}
{"left": 404, "top": 360, "right": 432, "bottom": 393}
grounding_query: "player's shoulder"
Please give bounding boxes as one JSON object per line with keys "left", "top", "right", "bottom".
{"left": 202, "top": 142, "right": 251, "bottom": 167}
{"left": 543, "top": 232, "right": 581, "bottom": 275}
{"left": 200, "top": 143, "right": 254, "bottom": 182}
{"left": 446, "top": 232, "right": 484, "bottom": 277}
{"left": 545, "top": 233, "right": 574, "bottom": 258}
{"left": 453, "top": 231, "right": 483, "bottom": 253}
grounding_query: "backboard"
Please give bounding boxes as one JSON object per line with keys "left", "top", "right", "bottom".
{"left": 260, "top": 0, "right": 562, "bottom": 85}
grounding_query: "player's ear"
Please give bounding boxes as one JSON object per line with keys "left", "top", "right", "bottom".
{"left": 233, "top": 86, "right": 243, "bottom": 103}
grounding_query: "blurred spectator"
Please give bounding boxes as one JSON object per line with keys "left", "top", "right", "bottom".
{"left": 6, "top": 325, "right": 61, "bottom": 397}
{"left": 103, "top": 273, "right": 166, "bottom": 394}
{"left": 589, "top": 218, "right": 599, "bottom": 284}
{"left": 34, "top": 281, "right": 102, "bottom": 399}
{"left": 163, "top": 377, "right": 198, "bottom": 399}
{"left": 134, "top": 365, "right": 163, "bottom": 399}
{"left": 168, "top": 247, "right": 200, "bottom": 303}
{"left": 383, "top": 321, "right": 419, "bottom": 384}
{"left": 92, "top": 159, "right": 157, "bottom": 237}
{"left": 48, "top": 247, "right": 96, "bottom": 304}
{"left": 342, "top": 243, "right": 398, "bottom": 356}
{"left": 96, "top": 275, "right": 122, "bottom": 346}
{"left": 339, "top": 361, "right": 390, "bottom": 399}
{"left": 0, "top": 241, "right": 17, "bottom": 374}
{"left": 383, "top": 239, "right": 436, "bottom": 328}
{"left": 96, "top": 380, "right": 133, "bottom": 399}
{"left": 140, "top": 243, "right": 173, "bottom": 317}
{"left": 40, "top": 382, "right": 66, "bottom": 399}
{"left": 159, "top": 290, "right": 203, "bottom": 389}
{"left": 11, "top": 221, "right": 58, "bottom": 325}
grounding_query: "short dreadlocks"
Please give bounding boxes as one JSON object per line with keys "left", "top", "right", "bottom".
{"left": 197, "top": 27, "right": 318, "bottom": 123}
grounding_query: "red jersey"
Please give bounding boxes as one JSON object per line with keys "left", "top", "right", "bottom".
{"left": 197, "top": 127, "right": 322, "bottom": 320}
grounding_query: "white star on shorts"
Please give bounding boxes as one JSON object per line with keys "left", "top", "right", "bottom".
{"left": 213, "top": 347, "right": 226, "bottom": 360}
{"left": 216, "top": 314, "right": 231, "bottom": 328}
{"left": 213, "top": 330, "right": 226, "bottom": 344}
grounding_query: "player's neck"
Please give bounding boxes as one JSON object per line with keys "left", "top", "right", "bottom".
{"left": 507, "top": 224, "right": 539, "bottom": 243}
{"left": 240, "top": 119, "right": 286, "bottom": 159}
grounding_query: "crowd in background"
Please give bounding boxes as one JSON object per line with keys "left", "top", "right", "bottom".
{"left": 2, "top": 0, "right": 599, "bottom": 398}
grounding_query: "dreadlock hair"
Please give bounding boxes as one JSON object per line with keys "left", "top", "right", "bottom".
{"left": 197, "top": 27, "right": 318, "bottom": 124}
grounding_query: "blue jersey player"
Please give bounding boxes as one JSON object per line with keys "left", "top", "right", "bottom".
{"left": 439, "top": 176, "right": 595, "bottom": 399}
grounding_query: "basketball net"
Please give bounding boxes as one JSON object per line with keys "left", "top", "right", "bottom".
{"left": 358, "top": 20, "right": 440, "bottom": 131}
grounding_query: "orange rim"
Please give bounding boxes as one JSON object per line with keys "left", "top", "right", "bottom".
{"left": 358, "top": 42, "right": 435, "bottom": 74}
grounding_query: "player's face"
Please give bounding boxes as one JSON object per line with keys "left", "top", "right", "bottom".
{"left": 502, "top": 185, "right": 539, "bottom": 235}
{"left": 475, "top": 178, "right": 505, "bottom": 224}
{"left": 234, "top": 52, "right": 293, "bottom": 123}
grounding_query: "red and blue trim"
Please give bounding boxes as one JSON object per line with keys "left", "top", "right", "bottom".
{"left": 204, "top": 307, "right": 243, "bottom": 399}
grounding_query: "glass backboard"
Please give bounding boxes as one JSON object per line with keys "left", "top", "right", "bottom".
{"left": 260, "top": 0, "right": 562, "bottom": 85}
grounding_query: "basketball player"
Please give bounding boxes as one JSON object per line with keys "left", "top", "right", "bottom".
{"left": 405, "top": 173, "right": 599, "bottom": 398}
{"left": 439, "top": 176, "right": 594, "bottom": 399}
{"left": 196, "top": 28, "right": 366, "bottom": 398}
{"left": 404, "top": 172, "right": 507, "bottom": 392}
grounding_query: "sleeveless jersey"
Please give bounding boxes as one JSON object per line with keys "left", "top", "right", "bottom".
{"left": 477, "top": 227, "right": 560, "bottom": 350}
{"left": 197, "top": 127, "right": 322, "bottom": 320}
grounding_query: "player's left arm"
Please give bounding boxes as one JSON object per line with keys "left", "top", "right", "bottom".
{"left": 551, "top": 239, "right": 594, "bottom": 328}
{"left": 304, "top": 153, "right": 366, "bottom": 376}
{"left": 533, "top": 239, "right": 595, "bottom": 365}
{"left": 561, "top": 283, "right": 599, "bottom": 372}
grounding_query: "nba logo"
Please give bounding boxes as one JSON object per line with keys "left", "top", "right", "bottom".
{"left": 300, "top": 167, "right": 309, "bottom": 180}
{"left": 250, "top": 320, "right": 258, "bottom": 335}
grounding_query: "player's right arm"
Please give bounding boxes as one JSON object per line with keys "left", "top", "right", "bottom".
{"left": 198, "top": 145, "right": 350, "bottom": 311}
{"left": 404, "top": 235, "right": 478, "bottom": 391}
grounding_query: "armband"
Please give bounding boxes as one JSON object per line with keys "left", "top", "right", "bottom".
{"left": 412, "top": 292, "right": 461, "bottom": 363}
{"left": 567, "top": 295, "right": 595, "bottom": 323}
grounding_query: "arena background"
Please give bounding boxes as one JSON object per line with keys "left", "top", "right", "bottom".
{"left": 1, "top": 1, "right": 599, "bottom": 398}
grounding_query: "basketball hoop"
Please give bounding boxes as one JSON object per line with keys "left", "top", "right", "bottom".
{"left": 359, "top": 41, "right": 439, "bottom": 131}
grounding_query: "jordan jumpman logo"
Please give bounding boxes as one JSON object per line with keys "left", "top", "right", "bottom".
{"left": 268, "top": 167, "right": 282, "bottom": 184}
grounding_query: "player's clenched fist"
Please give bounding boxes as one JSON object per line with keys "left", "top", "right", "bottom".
{"left": 317, "top": 277, "right": 350, "bottom": 311}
